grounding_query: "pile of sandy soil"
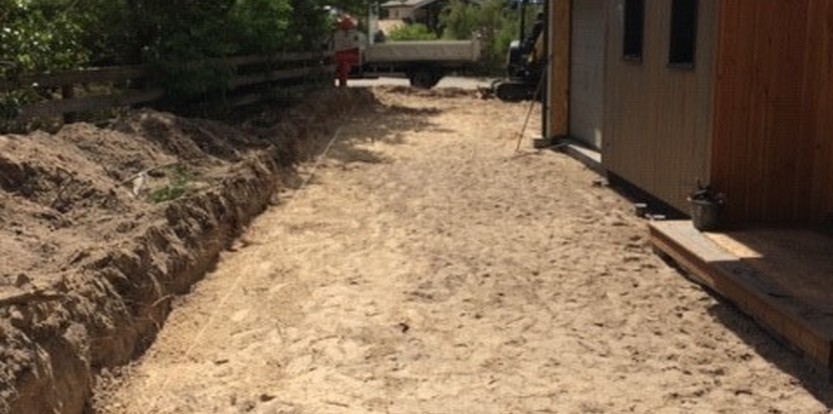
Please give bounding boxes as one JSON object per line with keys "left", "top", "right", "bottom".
{"left": 0, "top": 88, "right": 373, "bottom": 414}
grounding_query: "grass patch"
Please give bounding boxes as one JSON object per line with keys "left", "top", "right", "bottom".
{"left": 147, "top": 167, "right": 192, "bottom": 203}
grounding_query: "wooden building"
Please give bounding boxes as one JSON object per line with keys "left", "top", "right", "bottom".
{"left": 381, "top": 0, "right": 431, "bottom": 20}
{"left": 381, "top": 0, "right": 447, "bottom": 31}
{"left": 545, "top": 0, "right": 833, "bottom": 227}
{"left": 712, "top": 1, "right": 833, "bottom": 224}
{"left": 544, "top": 0, "right": 833, "bottom": 372}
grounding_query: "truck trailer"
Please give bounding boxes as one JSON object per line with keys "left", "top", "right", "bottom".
{"left": 356, "top": 38, "right": 482, "bottom": 89}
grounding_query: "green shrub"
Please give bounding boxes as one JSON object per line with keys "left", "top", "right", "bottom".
{"left": 0, "top": 0, "right": 92, "bottom": 129}
{"left": 0, "top": 0, "right": 90, "bottom": 78}
{"left": 70, "top": 0, "right": 136, "bottom": 66}
{"left": 388, "top": 24, "right": 439, "bottom": 41}
{"left": 231, "top": 0, "right": 294, "bottom": 55}
{"left": 0, "top": 0, "right": 338, "bottom": 126}
{"left": 440, "top": 0, "right": 481, "bottom": 40}
{"left": 440, "top": 0, "right": 534, "bottom": 71}
{"left": 147, "top": 168, "right": 192, "bottom": 203}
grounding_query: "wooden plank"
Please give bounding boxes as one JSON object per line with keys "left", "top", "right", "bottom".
{"left": 4, "top": 53, "right": 332, "bottom": 124}
{"left": 711, "top": 0, "right": 746, "bottom": 222}
{"left": 820, "top": 1, "right": 833, "bottom": 221}
{"left": 546, "top": 0, "right": 570, "bottom": 138}
{"left": 0, "top": 52, "right": 329, "bottom": 92}
{"left": 650, "top": 221, "right": 833, "bottom": 369}
{"left": 808, "top": 0, "right": 833, "bottom": 222}
{"left": 710, "top": 0, "right": 734, "bottom": 219}
{"left": 227, "top": 65, "right": 335, "bottom": 108}
{"left": 742, "top": 0, "right": 768, "bottom": 222}
{"left": 0, "top": 65, "right": 151, "bottom": 92}
{"left": 228, "top": 93, "right": 264, "bottom": 108}
{"left": 228, "top": 67, "right": 314, "bottom": 88}
{"left": 768, "top": 2, "right": 808, "bottom": 221}
{"left": 709, "top": 229, "right": 833, "bottom": 312}
{"left": 804, "top": 0, "right": 826, "bottom": 221}
{"left": 203, "top": 52, "right": 325, "bottom": 68}
{"left": 17, "top": 89, "right": 164, "bottom": 120}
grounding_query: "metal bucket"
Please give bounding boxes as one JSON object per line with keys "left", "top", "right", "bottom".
{"left": 689, "top": 198, "right": 721, "bottom": 231}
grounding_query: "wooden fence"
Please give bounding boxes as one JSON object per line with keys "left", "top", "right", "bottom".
{"left": 0, "top": 52, "right": 334, "bottom": 123}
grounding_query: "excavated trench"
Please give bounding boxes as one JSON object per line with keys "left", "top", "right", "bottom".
{"left": 4, "top": 85, "right": 832, "bottom": 414}
{"left": 0, "top": 88, "right": 374, "bottom": 414}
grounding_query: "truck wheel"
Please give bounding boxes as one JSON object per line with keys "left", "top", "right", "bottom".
{"left": 408, "top": 70, "right": 441, "bottom": 89}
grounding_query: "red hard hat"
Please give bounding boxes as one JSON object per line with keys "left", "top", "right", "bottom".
{"left": 339, "top": 16, "right": 355, "bottom": 30}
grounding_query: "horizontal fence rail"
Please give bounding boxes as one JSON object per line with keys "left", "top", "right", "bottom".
{"left": 17, "top": 89, "right": 165, "bottom": 121}
{"left": 0, "top": 65, "right": 152, "bottom": 92}
{"left": 2, "top": 51, "right": 334, "bottom": 124}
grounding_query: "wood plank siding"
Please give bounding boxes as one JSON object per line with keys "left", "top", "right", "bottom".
{"left": 546, "top": 0, "right": 571, "bottom": 138}
{"left": 712, "top": 1, "right": 833, "bottom": 224}
{"left": 809, "top": 1, "right": 833, "bottom": 224}
{"left": 602, "top": 0, "right": 717, "bottom": 213}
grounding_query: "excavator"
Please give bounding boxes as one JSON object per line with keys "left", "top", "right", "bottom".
{"left": 493, "top": 0, "right": 546, "bottom": 102}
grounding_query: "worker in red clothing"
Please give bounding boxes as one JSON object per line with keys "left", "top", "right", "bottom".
{"left": 333, "top": 15, "right": 362, "bottom": 88}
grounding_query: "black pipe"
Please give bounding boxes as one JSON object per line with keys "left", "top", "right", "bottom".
{"left": 519, "top": 0, "right": 529, "bottom": 45}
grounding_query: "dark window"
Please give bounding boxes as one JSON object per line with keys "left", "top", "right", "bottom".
{"left": 668, "top": 0, "right": 698, "bottom": 67}
{"left": 623, "top": 0, "right": 645, "bottom": 61}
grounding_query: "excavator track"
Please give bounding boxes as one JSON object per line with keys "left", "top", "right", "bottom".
{"left": 494, "top": 79, "right": 536, "bottom": 102}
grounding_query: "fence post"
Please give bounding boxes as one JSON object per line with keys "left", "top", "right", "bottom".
{"left": 61, "top": 85, "right": 76, "bottom": 123}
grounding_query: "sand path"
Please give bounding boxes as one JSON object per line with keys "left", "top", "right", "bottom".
{"left": 95, "top": 88, "right": 831, "bottom": 414}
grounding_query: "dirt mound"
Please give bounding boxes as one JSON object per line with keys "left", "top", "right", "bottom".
{"left": 0, "top": 88, "right": 374, "bottom": 414}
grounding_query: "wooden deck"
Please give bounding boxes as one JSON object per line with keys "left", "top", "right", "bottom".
{"left": 649, "top": 221, "right": 833, "bottom": 371}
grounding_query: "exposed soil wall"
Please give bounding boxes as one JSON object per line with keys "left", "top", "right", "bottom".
{"left": 0, "top": 88, "right": 373, "bottom": 414}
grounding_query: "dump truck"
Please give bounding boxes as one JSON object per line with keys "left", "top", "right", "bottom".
{"left": 355, "top": 39, "right": 482, "bottom": 89}
{"left": 331, "top": 5, "right": 482, "bottom": 89}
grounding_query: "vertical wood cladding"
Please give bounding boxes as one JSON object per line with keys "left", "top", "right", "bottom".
{"left": 546, "top": 0, "right": 571, "bottom": 138}
{"left": 809, "top": 1, "right": 833, "bottom": 224}
{"left": 603, "top": 0, "right": 717, "bottom": 213}
{"left": 712, "top": 0, "right": 833, "bottom": 224}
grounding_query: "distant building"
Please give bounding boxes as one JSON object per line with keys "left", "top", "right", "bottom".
{"left": 381, "top": 0, "right": 438, "bottom": 21}
{"left": 381, "top": 0, "right": 474, "bottom": 32}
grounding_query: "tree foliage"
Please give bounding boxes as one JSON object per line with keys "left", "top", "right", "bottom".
{"left": 388, "top": 24, "right": 438, "bottom": 41}
{"left": 0, "top": 0, "right": 348, "bottom": 73}
{"left": 0, "top": 0, "right": 95, "bottom": 123}
{"left": 440, "top": 0, "right": 529, "bottom": 69}
{"left": 0, "top": 0, "right": 352, "bottom": 107}
{"left": 324, "top": 0, "right": 372, "bottom": 17}
{"left": 0, "top": 0, "right": 90, "bottom": 78}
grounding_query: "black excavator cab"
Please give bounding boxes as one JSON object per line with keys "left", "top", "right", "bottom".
{"left": 494, "top": 0, "right": 546, "bottom": 102}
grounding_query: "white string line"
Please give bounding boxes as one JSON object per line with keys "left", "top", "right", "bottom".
{"left": 141, "top": 102, "right": 355, "bottom": 414}
{"left": 290, "top": 124, "right": 344, "bottom": 200}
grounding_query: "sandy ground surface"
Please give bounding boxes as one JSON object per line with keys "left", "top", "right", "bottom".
{"left": 0, "top": 89, "right": 362, "bottom": 414}
{"left": 93, "top": 87, "right": 832, "bottom": 414}
{"left": 347, "top": 76, "right": 494, "bottom": 90}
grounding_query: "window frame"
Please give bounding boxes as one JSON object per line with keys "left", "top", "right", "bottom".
{"left": 667, "top": 0, "right": 698, "bottom": 69}
{"left": 622, "top": 0, "right": 646, "bottom": 62}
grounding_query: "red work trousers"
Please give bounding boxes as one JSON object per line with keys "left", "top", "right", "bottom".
{"left": 334, "top": 49, "right": 359, "bottom": 88}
